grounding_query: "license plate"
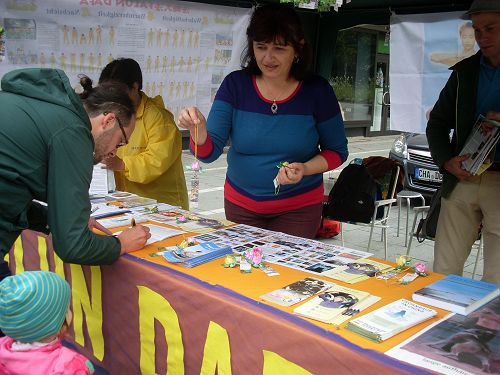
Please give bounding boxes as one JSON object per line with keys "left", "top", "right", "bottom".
{"left": 415, "top": 168, "right": 443, "bottom": 182}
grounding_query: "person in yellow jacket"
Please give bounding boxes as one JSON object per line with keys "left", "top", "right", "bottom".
{"left": 99, "top": 58, "right": 189, "bottom": 209}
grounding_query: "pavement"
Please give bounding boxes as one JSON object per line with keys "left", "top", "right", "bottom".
{"left": 181, "top": 135, "right": 484, "bottom": 280}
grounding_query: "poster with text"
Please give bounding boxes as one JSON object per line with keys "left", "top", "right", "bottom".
{"left": 0, "top": 0, "right": 251, "bottom": 120}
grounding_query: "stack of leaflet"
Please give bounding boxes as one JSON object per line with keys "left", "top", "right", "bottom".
{"left": 345, "top": 298, "right": 437, "bottom": 342}
{"left": 161, "top": 242, "right": 233, "bottom": 268}
{"left": 412, "top": 274, "right": 499, "bottom": 315}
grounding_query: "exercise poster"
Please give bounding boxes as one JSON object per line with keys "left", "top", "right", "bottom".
{"left": 0, "top": 0, "right": 251, "bottom": 119}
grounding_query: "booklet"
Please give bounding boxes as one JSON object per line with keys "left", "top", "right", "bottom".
{"left": 460, "top": 115, "right": 500, "bottom": 175}
{"left": 412, "top": 274, "right": 499, "bottom": 315}
{"left": 345, "top": 298, "right": 437, "bottom": 342}
{"left": 89, "top": 164, "right": 115, "bottom": 196}
{"left": 293, "top": 285, "right": 372, "bottom": 324}
{"left": 260, "top": 277, "right": 335, "bottom": 307}
{"left": 321, "top": 258, "right": 393, "bottom": 283}
{"left": 161, "top": 241, "right": 233, "bottom": 268}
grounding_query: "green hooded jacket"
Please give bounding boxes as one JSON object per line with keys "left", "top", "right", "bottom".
{"left": 0, "top": 68, "right": 120, "bottom": 265}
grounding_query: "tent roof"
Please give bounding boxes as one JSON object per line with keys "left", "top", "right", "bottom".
{"left": 213, "top": 0, "right": 473, "bottom": 13}
{"left": 338, "top": 0, "right": 472, "bottom": 15}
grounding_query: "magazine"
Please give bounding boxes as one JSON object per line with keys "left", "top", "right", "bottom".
{"left": 460, "top": 115, "right": 500, "bottom": 175}
{"left": 161, "top": 241, "right": 233, "bottom": 267}
{"left": 146, "top": 207, "right": 228, "bottom": 233}
{"left": 345, "top": 298, "right": 437, "bottom": 342}
{"left": 293, "top": 285, "right": 373, "bottom": 324}
{"left": 260, "top": 277, "right": 335, "bottom": 307}
{"left": 386, "top": 297, "right": 500, "bottom": 375}
{"left": 412, "top": 274, "right": 499, "bottom": 315}
{"left": 106, "top": 196, "right": 158, "bottom": 208}
{"left": 321, "top": 258, "right": 393, "bottom": 283}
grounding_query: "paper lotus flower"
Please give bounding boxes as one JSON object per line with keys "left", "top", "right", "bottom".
{"left": 177, "top": 238, "right": 197, "bottom": 249}
{"left": 244, "top": 247, "right": 264, "bottom": 267}
{"left": 176, "top": 215, "right": 188, "bottom": 223}
{"left": 414, "top": 262, "right": 428, "bottom": 276}
{"left": 222, "top": 255, "right": 237, "bottom": 268}
{"left": 191, "top": 161, "right": 201, "bottom": 171}
{"left": 396, "top": 255, "right": 411, "bottom": 269}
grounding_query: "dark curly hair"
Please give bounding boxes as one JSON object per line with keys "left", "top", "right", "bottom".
{"left": 78, "top": 74, "right": 135, "bottom": 127}
{"left": 241, "top": 4, "right": 312, "bottom": 81}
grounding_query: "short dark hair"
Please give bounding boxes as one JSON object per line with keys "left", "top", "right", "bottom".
{"left": 78, "top": 75, "right": 135, "bottom": 127}
{"left": 98, "top": 58, "right": 143, "bottom": 90}
{"left": 241, "top": 4, "right": 312, "bottom": 81}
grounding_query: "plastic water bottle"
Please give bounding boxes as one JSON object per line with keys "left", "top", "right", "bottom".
{"left": 190, "top": 161, "right": 200, "bottom": 210}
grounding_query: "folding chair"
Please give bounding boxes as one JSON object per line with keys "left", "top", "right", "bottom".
{"left": 339, "top": 164, "right": 401, "bottom": 260}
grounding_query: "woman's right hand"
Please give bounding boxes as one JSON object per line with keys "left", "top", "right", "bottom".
{"left": 178, "top": 106, "right": 206, "bottom": 131}
{"left": 117, "top": 225, "right": 151, "bottom": 254}
{"left": 178, "top": 107, "right": 208, "bottom": 145}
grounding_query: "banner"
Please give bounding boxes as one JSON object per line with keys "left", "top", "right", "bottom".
{"left": 390, "top": 12, "right": 478, "bottom": 133}
{"left": 0, "top": 0, "right": 251, "bottom": 119}
{"left": 6, "top": 230, "right": 426, "bottom": 375}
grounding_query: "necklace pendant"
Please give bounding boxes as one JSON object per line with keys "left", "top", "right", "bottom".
{"left": 271, "top": 101, "right": 278, "bottom": 115}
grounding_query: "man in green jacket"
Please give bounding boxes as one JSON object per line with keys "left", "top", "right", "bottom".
{"left": 0, "top": 68, "right": 151, "bottom": 281}
{"left": 426, "top": 0, "right": 500, "bottom": 284}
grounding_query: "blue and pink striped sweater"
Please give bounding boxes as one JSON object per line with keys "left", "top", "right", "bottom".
{"left": 191, "top": 70, "right": 348, "bottom": 214}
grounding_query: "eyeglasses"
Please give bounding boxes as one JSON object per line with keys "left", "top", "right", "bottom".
{"left": 115, "top": 115, "right": 128, "bottom": 148}
{"left": 104, "top": 112, "right": 128, "bottom": 148}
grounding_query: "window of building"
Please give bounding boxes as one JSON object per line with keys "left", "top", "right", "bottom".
{"left": 330, "top": 28, "right": 377, "bottom": 123}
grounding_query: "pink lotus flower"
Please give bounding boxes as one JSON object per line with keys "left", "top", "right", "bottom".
{"left": 245, "top": 247, "right": 263, "bottom": 266}
{"left": 415, "top": 262, "right": 427, "bottom": 274}
{"left": 191, "top": 161, "right": 200, "bottom": 171}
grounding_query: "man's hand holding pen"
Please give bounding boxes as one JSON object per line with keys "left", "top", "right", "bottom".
{"left": 117, "top": 218, "right": 150, "bottom": 254}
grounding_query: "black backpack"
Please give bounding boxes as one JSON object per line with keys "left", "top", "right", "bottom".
{"left": 323, "top": 162, "right": 380, "bottom": 224}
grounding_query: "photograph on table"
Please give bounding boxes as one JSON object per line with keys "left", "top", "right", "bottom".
{"left": 260, "top": 277, "right": 334, "bottom": 307}
{"left": 386, "top": 297, "right": 500, "bottom": 375}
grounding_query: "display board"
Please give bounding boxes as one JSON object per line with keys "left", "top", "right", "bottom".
{"left": 0, "top": 0, "right": 251, "bottom": 119}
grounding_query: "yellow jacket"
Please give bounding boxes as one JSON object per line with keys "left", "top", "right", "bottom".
{"left": 115, "top": 92, "right": 189, "bottom": 209}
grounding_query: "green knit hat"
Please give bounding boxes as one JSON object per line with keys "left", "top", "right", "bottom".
{"left": 0, "top": 271, "right": 71, "bottom": 343}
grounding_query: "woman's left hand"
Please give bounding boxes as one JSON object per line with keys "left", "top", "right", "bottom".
{"left": 277, "top": 162, "right": 305, "bottom": 185}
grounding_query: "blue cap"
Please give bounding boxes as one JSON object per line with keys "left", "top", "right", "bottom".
{"left": 0, "top": 271, "right": 71, "bottom": 343}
